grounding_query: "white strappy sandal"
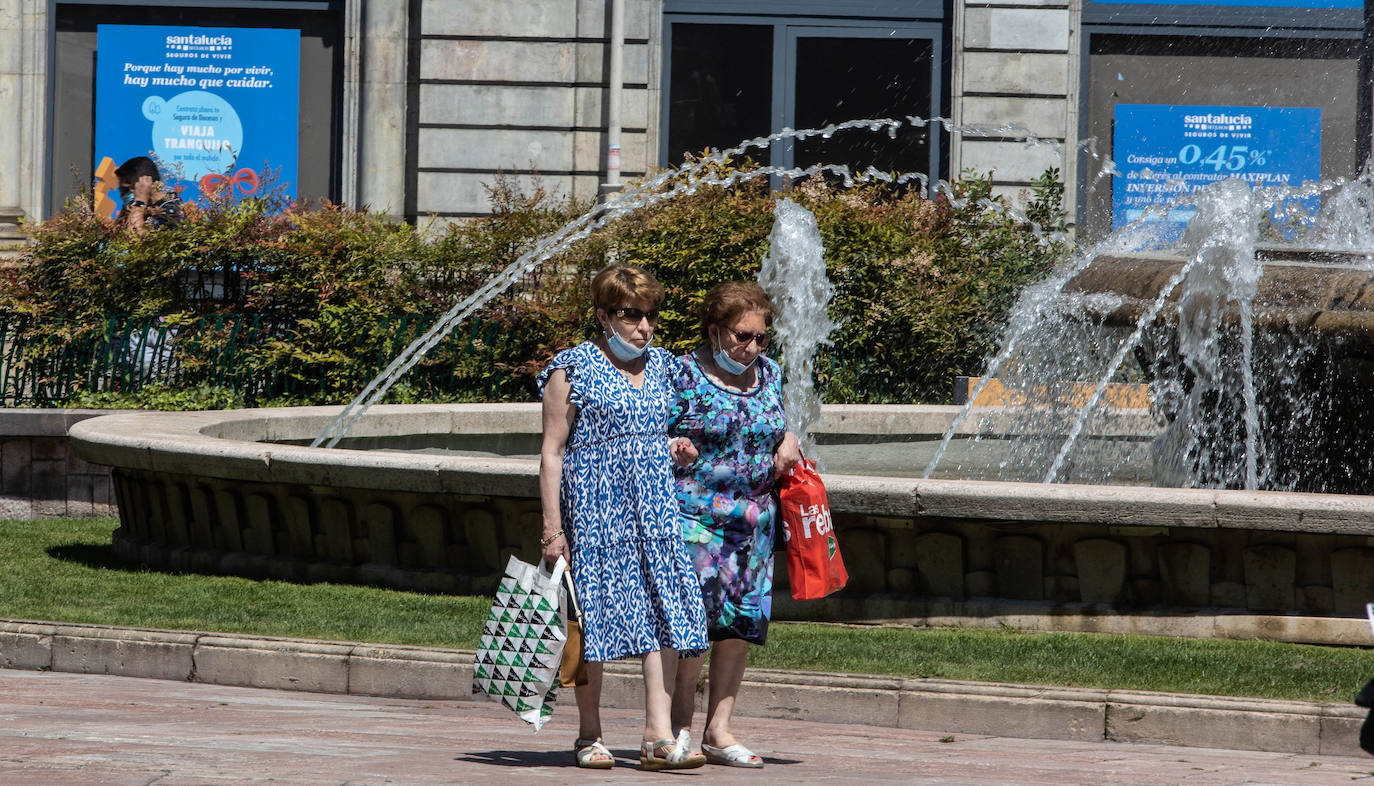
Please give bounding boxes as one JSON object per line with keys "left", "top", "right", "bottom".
{"left": 640, "top": 729, "right": 705, "bottom": 771}
{"left": 574, "top": 737, "right": 614, "bottom": 769}
{"left": 702, "top": 741, "right": 765, "bottom": 768}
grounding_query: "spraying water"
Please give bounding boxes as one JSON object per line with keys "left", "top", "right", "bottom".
{"left": 313, "top": 115, "right": 1063, "bottom": 448}
{"left": 757, "top": 199, "right": 837, "bottom": 458}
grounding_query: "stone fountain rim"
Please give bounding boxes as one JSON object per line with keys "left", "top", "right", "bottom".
{"left": 67, "top": 404, "right": 1374, "bottom": 537}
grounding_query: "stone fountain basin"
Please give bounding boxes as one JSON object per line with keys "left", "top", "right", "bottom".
{"left": 69, "top": 404, "right": 1374, "bottom": 646}
{"left": 1070, "top": 252, "right": 1374, "bottom": 338}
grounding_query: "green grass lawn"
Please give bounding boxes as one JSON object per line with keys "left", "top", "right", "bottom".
{"left": 3, "top": 517, "right": 1372, "bottom": 704}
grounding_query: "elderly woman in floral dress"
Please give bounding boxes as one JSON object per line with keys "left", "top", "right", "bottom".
{"left": 667, "top": 280, "right": 801, "bottom": 768}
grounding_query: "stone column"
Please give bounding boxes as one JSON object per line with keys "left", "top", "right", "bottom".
{"left": 949, "top": 0, "right": 1074, "bottom": 210}
{"left": 0, "top": 0, "right": 46, "bottom": 230}
{"left": 342, "top": 0, "right": 408, "bottom": 218}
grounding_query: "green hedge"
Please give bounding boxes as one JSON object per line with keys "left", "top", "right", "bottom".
{"left": 1, "top": 169, "right": 1068, "bottom": 407}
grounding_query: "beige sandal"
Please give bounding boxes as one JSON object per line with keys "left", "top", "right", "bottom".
{"left": 640, "top": 729, "right": 706, "bottom": 771}
{"left": 574, "top": 737, "right": 614, "bottom": 769}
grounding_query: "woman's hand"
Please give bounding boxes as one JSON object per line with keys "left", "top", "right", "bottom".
{"left": 541, "top": 529, "right": 569, "bottom": 567}
{"left": 670, "top": 436, "right": 699, "bottom": 466}
{"left": 773, "top": 431, "right": 802, "bottom": 479}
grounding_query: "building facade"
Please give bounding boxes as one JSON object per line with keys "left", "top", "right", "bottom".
{"left": 1, "top": 0, "right": 1368, "bottom": 240}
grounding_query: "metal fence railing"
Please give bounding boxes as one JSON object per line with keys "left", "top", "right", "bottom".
{"left": 0, "top": 312, "right": 509, "bottom": 407}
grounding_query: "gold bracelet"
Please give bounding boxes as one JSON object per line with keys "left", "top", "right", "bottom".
{"left": 540, "top": 531, "right": 564, "bottom": 547}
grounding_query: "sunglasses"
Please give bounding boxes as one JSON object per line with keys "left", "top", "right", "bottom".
{"left": 723, "top": 327, "right": 771, "bottom": 348}
{"left": 608, "top": 307, "right": 660, "bottom": 323}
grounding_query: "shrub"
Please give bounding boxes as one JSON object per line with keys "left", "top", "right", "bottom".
{"left": 1, "top": 168, "right": 1067, "bottom": 407}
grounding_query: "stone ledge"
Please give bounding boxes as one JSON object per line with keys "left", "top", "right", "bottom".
{"left": 0, "top": 618, "right": 1363, "bottom": 756}
{"left": 67, "top": 405, "right": 1374, "bottom": 536}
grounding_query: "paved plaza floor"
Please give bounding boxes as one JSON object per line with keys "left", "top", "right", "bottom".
{"left": 2, "top": 669, "right": 1373, "bottom": 785}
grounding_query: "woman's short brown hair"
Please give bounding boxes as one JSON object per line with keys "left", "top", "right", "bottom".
{"left": 700, "top": 281, "right": 773, "bottom": 344}
{"left": 591, "top": 265, "right": 665, "bottom": 312}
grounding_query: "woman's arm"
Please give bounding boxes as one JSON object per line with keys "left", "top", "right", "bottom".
{"left": 539, "top": 368, "right": 577, "bottom": 565}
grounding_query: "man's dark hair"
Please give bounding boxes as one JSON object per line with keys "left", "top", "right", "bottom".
{"left": 115, "top": 156, "right": 162, "bottom": 187}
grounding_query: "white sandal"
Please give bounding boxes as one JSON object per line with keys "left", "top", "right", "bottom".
{"left": 702, "top": 741, "right": 764, "bottom": 768}
{"left": 574, "top": 737, "right": 614, "bottom": 769}
{"left": 640, "top": 729, "right": 705, "bottom": 771}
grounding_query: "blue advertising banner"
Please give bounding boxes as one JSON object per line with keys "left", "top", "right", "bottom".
{"left": 95, "top": 24, "right": 300, "bottom": 210}
{"left": 1111, "top": 104, "right": 1321, "bottom": 232}
{"left": 1092, "top": 1, "right": 1358, "bottom": 7}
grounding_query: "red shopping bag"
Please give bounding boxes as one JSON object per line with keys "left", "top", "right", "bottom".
{"left": 778, "top": 459, "right": 848, "bottom": 600}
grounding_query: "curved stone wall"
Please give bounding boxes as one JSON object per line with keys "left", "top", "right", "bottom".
{"left": 69, "top": 404, "right": 1374, "bottom": 645}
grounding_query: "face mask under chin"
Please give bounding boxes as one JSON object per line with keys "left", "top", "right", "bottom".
{"left": 604, "top": 325, "right": 647, "bottom": 361}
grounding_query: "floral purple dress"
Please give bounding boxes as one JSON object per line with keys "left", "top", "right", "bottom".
{"left": 668, "top": 351, "right": 787, "bottom": 645}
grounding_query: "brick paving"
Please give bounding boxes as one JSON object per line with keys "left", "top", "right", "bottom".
{"left": 2, "top": 669, "right": 1372, "bottom": 785}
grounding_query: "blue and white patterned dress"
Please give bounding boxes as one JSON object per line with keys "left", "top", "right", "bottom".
{"left": 537, "top": 341, "right": 708, "bottom": 662}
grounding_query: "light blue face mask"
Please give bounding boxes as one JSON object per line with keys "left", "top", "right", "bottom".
{"left": 714, "top": 344, "right": 754, "bottom": 375}
{"left": 605, "top": 326, "right": 647, "bottom": 361}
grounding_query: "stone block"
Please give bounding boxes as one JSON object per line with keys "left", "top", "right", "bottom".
{"left": 193, "top": 637, "right": 351, "bottom": 693}
{"left": 31, "top": 437, "right": 66, "bottom": 461}
{"left": 51, "top": 627, "right": 195, "bottom": 681}
{"left": 464, "top": 509, "right": 501, "bottom": 573}
{"left": 420, "top": 83, "right": 575, "bottom": 127}
{"left": 1211, "top": 580, "right": 1247, "bottom": 609}
{"left": 31, "top": 458, "right": 64, "bottom": 499}
{"left": 885, "top": 530, "right": 920, "bottom": 570}
{"left": 994, "top": 535, "right": 1043, "bottom": 600}
{"left": 361, "top": 502, "right": 398, "bottom": 564}
{"left": 1, "top": 439, "right": 28, "bottom": 494}
{"left": 899, "top": 684, "right": 1105, "bottom": 741}
{"left": 888, "top": 567, "right": 918, "bottom": 594}
{"left": 961, "top": 51, "right": 1069, "bottom": 95}
{"left": 574, "top": 41, "right": 649, "bottom": 84}
{"left": 422, "top": 0, "right": 574, "bottom": 37}
{"left": 241, "top": 493, "right": 276, "bottom": 555}
{"left": 1319, "top": 709, "right": 1366, "bottom": 756}
{"left": 573, "top": 86, "right": 650, "bottom": 128}
{"left": 959, "top": 141, "right": 1063, "bottom": 184}
{"left": 317, "top": 498, "right": 353, "bottom": 562}
{"left": 841, "top": 528, "right": 886, "bottom": 593}
{"left": 965, "top": 570, "right": 995, "bottom": 597}
{"left": 1129, "top": 578, "right": 1161, "bottom": 606}
{"left": 406, "top": 505, "right": 448, "bottom": 569}
{"left": 213, "top": 488, "right": 244, "bottom": 552}
{"left": 1331, "top": 548, "right": 1374, "bottom": 615}
{"left": 349, "top": 645, "right": 470, "bottom": 699}
{"left": 66, "top": 473, "right": 95, "bottom": 516}
{"left": 1297, "top": 585, "right": 1334, "bottom": 613}
{"left": 281, "top": 495, "right": 314, "bottom": 557}
{"left": 416, "top": 171, "right": 578, "bottom": 216}
{"left": 1243, "top": 545, "right": 1297, "bottom": 612}
{"left": 187, "top": 485, "right": 215, "bottom": 548}
{"left": 418, "top": 127, "right": 574, "bottom": 172}
{"left": 0, "top": 623, "right": 54, "bottom": 669}
{"left": 964, "top": 8, "right": 1070, "bottom": 51}
{"left": 1073, "top": 538, "right": 1126, "bottom": 604}
{"left": 420, "top": 39, "right": 574, "bottom": 83}
{"left": 0, "top": 494, "right": 32, "bottom": 519}
{"left": 737, "top": 679, "right": 901, "bottom": 727}
{"left": 1158, "top": 542, "right": 1210, "bottom": 607}
{"left": 914, "top": 531, "right": 964, "bottom": 599}
{"left": 1044, "top": 575, "right": 1078, "bottom": 601}
{"left": 1106, "top": 694, "right": 1321, "bottom": 754}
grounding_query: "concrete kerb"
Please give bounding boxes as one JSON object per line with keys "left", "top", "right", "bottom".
{"left": 0, "top": 617, "right": 1363, "bottom": 757}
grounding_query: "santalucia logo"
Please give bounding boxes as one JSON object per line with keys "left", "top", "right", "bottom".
{"left": 165, "top": 34, "right": 233, "bottom": 47}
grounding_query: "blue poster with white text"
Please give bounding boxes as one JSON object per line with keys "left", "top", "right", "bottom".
{"left": 95, "top": 25, "right": 300, "bottom": 210}
{"left": 1111, "top": 104, "right": 1321, "bottom": 232}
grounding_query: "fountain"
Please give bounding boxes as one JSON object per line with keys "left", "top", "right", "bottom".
{"left": 66, "top": 119, "right": 1374, "bottom": 648}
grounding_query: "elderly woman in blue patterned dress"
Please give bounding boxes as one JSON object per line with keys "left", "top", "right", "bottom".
{"left": 667, "top": 281, "right": 801, "bottom": 768}
{"left": 537, "top": 264, "right": 709, "bottom": 772}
